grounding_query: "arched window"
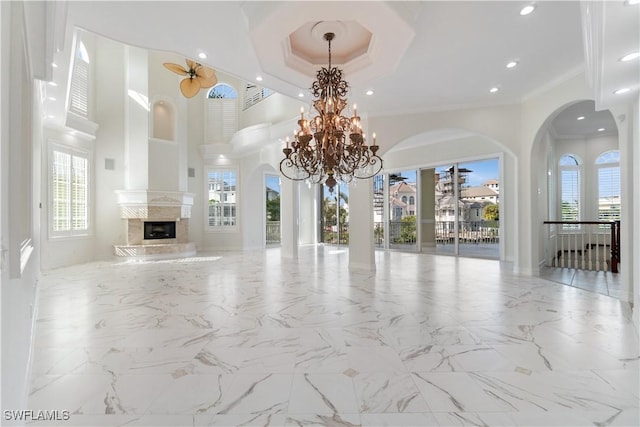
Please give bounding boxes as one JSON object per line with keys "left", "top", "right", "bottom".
{"left": 596, "top": 150, "right": 620, "bottom": 222}
{"left": 401, "top": 196, "right": 407, "bottom": 203}
{"left": 206, "top": 84, "right": 238, "bottom": 143}
{"left": 208, "top": 84, "right": 237, "bottom": 99}
{"left": 409, "top": 196, "right": 415, "bottom": 205}
{"left": 559, "top": 154, "right": 580, "bottom": 225}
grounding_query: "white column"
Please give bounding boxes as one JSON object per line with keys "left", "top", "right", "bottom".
{"left": 612, "top": 98, "right": 639, "bottom": 312}
{"left": 348, "top": 178, "right": 375, "bottom": 271}
{"left": 280, "top": 178, "right": 299, "bottom": 259}
{"left": 123, "top": 46, "right": 149, "bottom": 190}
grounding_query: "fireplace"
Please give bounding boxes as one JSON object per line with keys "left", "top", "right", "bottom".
{"left": 144, "top": 221, "right": 176, "bottom": 240}
{"left": 114, "top": 190, "right": 196, "bottom": 259}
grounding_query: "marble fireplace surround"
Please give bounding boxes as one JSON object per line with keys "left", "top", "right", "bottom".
{"left": 113, "top": 190, "right": 196, "bottom": 259}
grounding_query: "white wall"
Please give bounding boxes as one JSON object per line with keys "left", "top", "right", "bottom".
{"left": 94, "top": 36, "right": 127, "bottom": 260}
{"left": 631, "top": 98, "right": 639, "bottom": 320}
{"left": 241, "top": 157, "right": 275, "bottom": 251}
{"left": 1, "top": 0, "right": 43, "bottom": 412}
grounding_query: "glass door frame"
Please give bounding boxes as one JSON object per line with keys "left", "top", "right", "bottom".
{"left": 264, "top": 173, "right": 281, "bottom": 247}
{"left": 382, "top": 169, "right": 421, "bottom": 252}
{"left": 431, "top": 154, "right": 503, "bottom": 259}
{"left": 320, "top": 181, "right": 349, "bottom": 246}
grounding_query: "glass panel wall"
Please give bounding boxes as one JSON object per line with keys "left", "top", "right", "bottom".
{"left": 265, "top": 174, "right": 280, "bottom": 245}
{"left": 434, "top": 164, "right": 456, "bottom": 255}
{"left": 321, "top": 182, "right": 349, "bottom": 245}
{"left": 434, "top": 159, "right": 499, "bottom": 259}
{"left": 373, "top": 175, "right": 385, "bottom": 248}
{"left": 388, "top": 170, "right": 418, "bottom": 251}
{"left": 457, "top": 159, "right": 499, "bottom": 259}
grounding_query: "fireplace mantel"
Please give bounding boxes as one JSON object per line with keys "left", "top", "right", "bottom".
{"left": 115, "top": 190, "right": 194, "bottom": 218}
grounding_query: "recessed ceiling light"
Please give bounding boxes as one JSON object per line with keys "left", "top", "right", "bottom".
{"left": 48, "top": 97, "right": 56, "bottom": 102}
{"left": 256, "top": 76, "right": 263, "bottom": 82}
{"left": 366, "top": 90, "right": 374, "bottom": 96}
{"left": 506, "top": 61, "right": 518, "bottom": 69}
{"left": 48, "top": 81, "right": 57, "bottom": 87}
{"left": 520, "top": 5, "right": 536, "bottom": 15}
{"left": 489, "top": 87, "right": 500, "bottom": 93}
{"left": 598, "top": 128, "right": 605, "bottom": 132}
{"left": 51, "top": 62, "right": 58, "bottom": 68}
{"left": 614, "top": 88, "right": 631, "bottom": 95}
{"left": 620, "top": 52, "right": 640, "bottom": 62}
{"left": 298, "top": 92, "right": 304, "bottom": 98}
{"left": 625, "top": 0, "right": 639, "bottom": 5}
{"left": 47, "top": 115, "right": 55, "bottom": 119}
{"left": 198, "top": 52, "right": 207, "bottom": 59}
{"left": 577, "top": 116, "right": 585, "bottom": 120}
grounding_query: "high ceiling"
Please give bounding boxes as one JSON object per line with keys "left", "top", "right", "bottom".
{"left": 46, "top": 1, "right": 638, "bottom": 139}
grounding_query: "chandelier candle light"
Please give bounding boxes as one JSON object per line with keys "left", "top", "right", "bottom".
{"left": 280, "top": 32, "right": 383, "bottom": 193}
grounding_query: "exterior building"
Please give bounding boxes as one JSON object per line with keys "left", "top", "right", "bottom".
{"left": 461, "top": 186, "right": 499, "bottom": 205}
{"left": 483, "top": 179, "right": 500, "bottom": 193}
{"left": 389, "top": 181, "right": 417, "bottom": 220}
{"left": 1, "top": 1, "right": 638, "bottom": 421}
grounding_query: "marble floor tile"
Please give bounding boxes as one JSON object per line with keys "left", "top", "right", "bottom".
{"left": 353, "top": 372, "right": 429, "bottom": 413}
{"left": 288, "top": 373, "right": 359, "bottom": 415}
{"left": 24, "top": 246, "right": 638, "bottom": 426}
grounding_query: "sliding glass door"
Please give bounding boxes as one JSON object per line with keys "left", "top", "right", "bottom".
{"left": 434, "top": 159, "right": 499, "bottom": 258}
{"left": 457, "top": 159, "right": 499, "bottom": 258}
{"left": 265, "top": 174, "right": 280, "bottom": 246}
{"left": 321, "top": 182, "right": 349, "bottom": 245}
{"left": 388, "top": 170, "right": 418, "bottom": 251}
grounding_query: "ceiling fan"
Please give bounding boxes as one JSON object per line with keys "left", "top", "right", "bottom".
{"left": 163, "top": 59, "right": 217, "bottom": 98}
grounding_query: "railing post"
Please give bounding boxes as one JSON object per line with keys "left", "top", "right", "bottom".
{"left": 610, "top": 221, "right": 619, "bottom": 273}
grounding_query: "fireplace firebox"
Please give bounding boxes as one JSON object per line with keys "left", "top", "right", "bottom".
{"left": 144, "top": 221, "right": 176, "bottom": 240}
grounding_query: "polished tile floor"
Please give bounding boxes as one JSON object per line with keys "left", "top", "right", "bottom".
{"left": 539, "top": 266, "right": 622, "bottom": 299}
{"left": 25, "top": 246, "right": 638, "bottom": 426}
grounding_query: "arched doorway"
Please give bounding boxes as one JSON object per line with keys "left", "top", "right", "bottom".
{"left": 530, "top": 100, "right": 621, "bottom": 296}
{"left": 381, "top": 128, "right": 516, "bottom": 262}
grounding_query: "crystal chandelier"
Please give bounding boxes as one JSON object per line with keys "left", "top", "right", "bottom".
{"left": 280, "top": 32, "right": 383, "bottom": 193}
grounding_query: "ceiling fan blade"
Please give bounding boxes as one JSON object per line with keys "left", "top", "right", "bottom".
{"left": 180, "top": 78, "right": 201, "bottom": 98}
{"left": 185, "top": 58, "right": 198, "bottom": 72}
{"left": 196, "top": 73, "right": 218, "bottom": 89}
{"left": 163, "top": 62, "right": 188, "bottom": 76}
{"left": 196, "top": 64, "right": 215, "bottom": 79}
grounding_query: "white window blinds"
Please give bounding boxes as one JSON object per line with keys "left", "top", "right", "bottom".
{"left": 598, "top": 166, "right": 620, "bottom": 221}
{"left": 206, "top": 99, "right": 237, "bottom": 143}
{"left": 560, "top": 169, "right": 579, "bottom": 222}
{"left": 51, "top": 149, "right": 89, "bottom": 236}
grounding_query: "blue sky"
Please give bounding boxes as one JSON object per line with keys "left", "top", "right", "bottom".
{"left": 400, "top": 158, "right": 499, "bottom": 187}
{"left": 266, "top": 174, "right": 280, "bottom": 193}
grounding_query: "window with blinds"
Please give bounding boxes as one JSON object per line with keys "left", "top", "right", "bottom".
{"left": 51, "top": 148, "right": 89, "bottom": 237}
{"left": 596, "top": 151, "right": 620, "bottom": 223}
{"left": 207, "top": 168, "right": 237, "bottom": 228}
{"left": 206, "top": 84, "right": 238, "bottom": 144}
{"left": 559, "top": 154, "right": 580, "bottom": 229}
{"left": 69, "top": 41, "right": 90, "bottom": 118}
